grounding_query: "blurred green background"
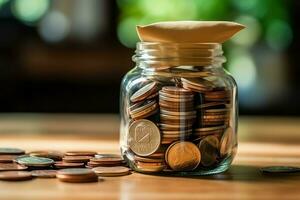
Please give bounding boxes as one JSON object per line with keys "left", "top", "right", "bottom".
{"left": 0, "top": 0, "right": 297, "bottom": 115}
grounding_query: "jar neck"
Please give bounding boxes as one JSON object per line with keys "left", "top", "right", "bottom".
{"left": 133, "top": 42, "right": 226, "bottom": 70}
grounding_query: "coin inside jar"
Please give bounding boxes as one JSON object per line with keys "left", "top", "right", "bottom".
{"left": 165, "top": 141, "right": 201, "bottom": 171}
{"left": 128, "top": 119, "right": 161, "bottom": 157}
{"left": 92, "top": 166, "right": 130, "bottom": 177}
{"left": 198, "top": 135, "right": 219, "bottom": 167}
{"left": 220, "top": 127, "right": 234, "bottom": 157}
{"left": 130, "top": 82, "right": 158, "bottom": 103}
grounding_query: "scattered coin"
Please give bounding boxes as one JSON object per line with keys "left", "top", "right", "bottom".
{"left": 16, "top": 156, "right": 54, "bottom": 167}
{"left": 54, "top": 161, "right": 85, "bottom": 169}
{"left": 94, "top": 154, "right": 122, "bottom": 159}
{"left": 0, "top": 155, "right": 18, "bottom": 163}
{"left": 0, "top": 171, "right": 32, "bottom": 181}
{"left": 92, "top": 166, "right": 131, "bottom": 177}
{"left": 63, "top": 156, "right": 92, "bottom": 163}
{"left": 65, "top": 151, "right": 97, "bottom": 156}
{"left": 56, "top": 168, "right": 99, "bottom": 183}
{"left": 0, "top": 148, "right": 25, "bottom": 155}
{"left": 261, "top": 166, "right": 300, "bottom": 174}
{"left": 130, "top": 82, "right": 158, "bottom": 103}
{"left": 0, "top": 163, "right": 28, "bottom": 171}
{"left": 165, "top": 141, "right": 201, "bottom": 171}
{"left": 31, "top": 170, "right": 57, "bottom": 178}
{"left": 29, "top": 150, "right": 63, "bottom": 161}
{"left": 128, "top": 119, "right": 161, "bottom": 157}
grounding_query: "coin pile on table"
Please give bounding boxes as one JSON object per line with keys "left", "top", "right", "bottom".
{"left": 125, "top": 77, "right": 235, "bottom": 173}
{"left": 0, "top": 148, "right": 131, "bottom": 182}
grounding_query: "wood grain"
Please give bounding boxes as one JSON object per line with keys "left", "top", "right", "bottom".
{"left": 0, "top": 114, "right": 299, "bottom": 200}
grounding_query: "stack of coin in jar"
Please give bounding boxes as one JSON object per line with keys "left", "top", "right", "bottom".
{"left": 125, "top": 76, "right": 235, "bottom": 173}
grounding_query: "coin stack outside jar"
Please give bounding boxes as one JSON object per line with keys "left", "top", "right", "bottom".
{"left": 120, "top": 42, "right": 238, "bottom": 175}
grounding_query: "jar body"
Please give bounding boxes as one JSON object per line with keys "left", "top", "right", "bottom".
{"left": 120, "top": 43, "right": 238, "bottom": 175}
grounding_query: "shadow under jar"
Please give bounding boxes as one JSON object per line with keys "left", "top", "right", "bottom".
{"left": 120, "top": 42, "right": 238, "bottom": 175}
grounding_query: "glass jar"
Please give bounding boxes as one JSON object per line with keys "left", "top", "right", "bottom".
{"left": 120, "top": 42, "right": 238, "bottom": 175}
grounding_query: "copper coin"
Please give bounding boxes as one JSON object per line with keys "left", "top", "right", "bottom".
{"left": 0, "top": 171, "right": 32, "bottom": 181}
{"left": 162, "top": 86, "right": 193, "bottom": 95}
{"left": 198, "top": 135, "right": 219, "bottom": 167}
{"left": 130, "top": 82, "right": 158, "bottom": 103}
{"left": 0, "top": 148, "right": 25, "bottom": 155}
{"left": 65, "top": 151, "right": 97, "bottom": 156}
{"left": 57, "top": 168, "right": 98, "bottom": 183}
{"left": 63, "top": 156, "right": 92, "bottom": 163}
{"left": 29, "top": 150, "right": 63, "bottom": 161}
{"left": 159, "top": 90, "right": 194, "bottom": 98}
{"left": 90, "top": 157, "right": 124, "bottom": 164}
{"left": 147, "top": 91, "right": 159, "bottom": 99}
{"left": 130, "top": 102, "right": 159, "bottom": 120}
{"left": 165, "top": 141, "right": 201, "bottom": 171}
{"left": 196, "top": 102, "right": 228, "bottom": 109}
{"left": 128, "top": 119, "right": 161, "bottom": 157}
{"left": 160, "top": 110, "right": 196, "bottom": 117}
{"left": 135, "top": 162, "right": 166, "bottom": 172}
{"left": 160, "top": 123, "right": 193, "bottom": 131}
{"left": 92, "top": 166, "right": 130, "bottom": 177}
{"left": 159, "top": 95, "right": 194, "bottom": 103}
{"left": 31, "top": 170, "right": 57, "bottom": 178}
{"left": 0, "top": 155, "right": 18, "bottom": 163}
{"left": 220, "top": 127, "right": 234, "bottom": 157}
{"left": 134, "top": 155, "right": 164, "bottom": 163}
{"left": 0, "top": 163, "right": 28, "bottom": 171}
{"left": 94, "top": 154, "right": 122, "bottom": 159}
{"left": 54, "top": 161, "right": 85, "bottom": 169}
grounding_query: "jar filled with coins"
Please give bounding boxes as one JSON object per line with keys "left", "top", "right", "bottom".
{"left": 120, "top": 42, "right": 238, "bottom": 175}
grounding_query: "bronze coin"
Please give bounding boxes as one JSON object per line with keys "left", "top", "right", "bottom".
{"left": 196, "top": 102, "right": 228, "bottom": 109}
{"left": 0, "top": 171, "right": 32, "bottom": 181}
{"left": 130, "top": 82, "right": 158, "bottom": 103}
{"left": 54, "top": 161, "right": 85, "bottom": 169}
{"left": 159, "top": 94, "right": 194, "bottom": 103}
{"left": 165, "top": 141, "right": 201, "bottom": 171}
{"left": 160, "top": 114, "right": 196, "bottom": 120}
{"left": 198, "top": 135, "right": 219, "bottom": 167}
{"left": 31, "top": 170, "right": 57, "bottom": 178}
{"left": 63, "top": 156, "right": 92, "bottom": 163}
{"left": 0, "top": 148, "right": 25, "bottom": 155}
{"left": 128, "top": 119, "right": 161, "bottom": 157}
{"left": 57, "top": 168, "right": 99, "bottom": 183}
{"left": 182, "top": 81, "right": 212, "bottom": 92}
{"left": 220, "top": 127, "right": 234, "bottom": 157}
{"left": 129, "top": 100, "right": 156, "bottom": 114}
{"left": 89, "top": 157, "right": 124, "bottom": 164}
{"left": 92, "top": 166, "right": 131, "bottom": 177}
{"left": 159, "top": 90, "right": 194, "bottom": 99}
{"left": 147, "top": 91, "right": 159, "bottom": 99}
{"left": 0, "top": 163, "right": 28, "bottom": 171}
{"left": 134, "top": 155, "right": 164, "bottom": 163}
{"left": 160, "top": 123, "right": 193, "bottom": 131}
{"left": 94, "top": 154, "right": 122, "bottom": 159}
{"left": 162, "top": 86, "right": 193, "bottom": 95}
{"left": 160, "top": 110, "right": 196, "bottom": 116}
{"left": 29, "top": 150, "right": 63, "bottom": 161}
{"left": 130, "top": 102, "right": 159, "bottom": 120}
{"left": 135, "top": 161, "right": 166, "bottom": 172}
{"left": 65, "top": 151, "right": 97, "bottom": 156}
{"left": 0, "top": 155, "right": 18, "bottom": 163}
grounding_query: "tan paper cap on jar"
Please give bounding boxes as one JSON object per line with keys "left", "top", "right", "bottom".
{"left": 136, "top": 21, "right": 245, "bottom": 43}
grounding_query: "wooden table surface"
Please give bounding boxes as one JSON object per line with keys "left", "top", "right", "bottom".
{"left": 0, "top": 114, "right": 300, "bottom": 200}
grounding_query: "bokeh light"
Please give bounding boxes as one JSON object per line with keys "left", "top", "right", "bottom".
{"left": 265, "top": 19, "right": 293, "bottom": 51}
{"left": 227, "top": 49, "right": 257, "bottom": 90}
{"left": 12, "top": 0, "right": 50, "bottom": 24}
{"left": 38, "top": 11, "right": 70, "bottom": 43}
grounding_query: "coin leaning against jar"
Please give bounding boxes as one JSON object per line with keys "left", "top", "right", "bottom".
{"left": 128, "top": 119, "right": 161, "bottom": 157}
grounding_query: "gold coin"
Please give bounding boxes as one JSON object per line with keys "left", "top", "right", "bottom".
{"left": 165, "top": 141, "right": 201, "bottom": 171}
{"left": 130, "top": 82, "right": 158, "bottom": 103}
{"left": 198, "top": 135, "right": 219, "bottom": 167}
{"left": 220, "top": 127, "right": 234, "bottom": 157}
{"left": 128, "top": 119, "right": 161, "bottom": 157}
